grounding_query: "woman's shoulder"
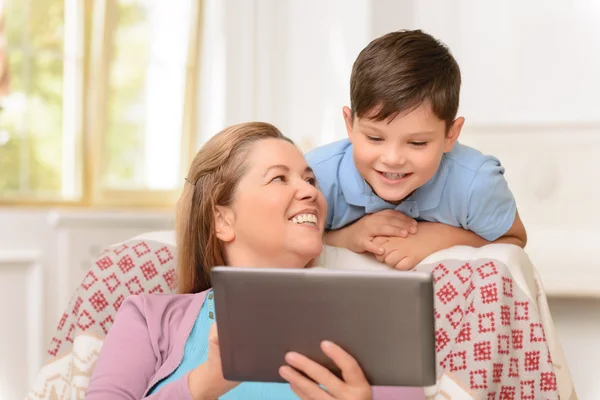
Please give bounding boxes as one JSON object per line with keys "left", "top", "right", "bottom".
{"left": 117, "top": 290, "right": 210, "bottom": 324}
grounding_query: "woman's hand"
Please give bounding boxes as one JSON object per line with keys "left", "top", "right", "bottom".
{"left": 188, "top": 323, "right": 240, "bottom": 400}
{"left": 279, "top": 340, "right": 372, "bottom": 400}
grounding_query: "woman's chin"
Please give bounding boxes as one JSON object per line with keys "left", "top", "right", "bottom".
{"left": 289, "top": 240, "right": 323, "bottom": 261}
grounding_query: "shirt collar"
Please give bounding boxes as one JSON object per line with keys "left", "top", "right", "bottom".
{"left": 338, "top": 143, "right": 449, "bottom": 215}
{"left": 338, "top": 143, "right": 370, "bottom": 207}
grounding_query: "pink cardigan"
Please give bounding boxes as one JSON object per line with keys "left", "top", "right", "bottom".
{"left": 86, "top": 290, "right": 425, "bottom": 399}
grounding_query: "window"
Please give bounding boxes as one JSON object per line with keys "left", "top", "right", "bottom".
{"left": 0, "top": 0, "right": 202, "bottom": 206}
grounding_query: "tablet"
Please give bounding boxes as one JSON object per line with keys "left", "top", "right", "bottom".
{"left": 210, "top": 266, "right": 436, "bottom": 387}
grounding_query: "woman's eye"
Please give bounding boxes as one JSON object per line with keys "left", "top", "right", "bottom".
{"left": 306, "top": 177, "right": 317, "bottom": 186}
{"left": 271, "top": 175, "right": 286, "bottom": 183}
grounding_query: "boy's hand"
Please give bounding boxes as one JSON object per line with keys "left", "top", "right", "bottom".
{"left": 372, "top": 235, "right": 428, "bottom": 270}
{"left": 327, "top": 210, "right": 417, "bottom": 255}
{"left": 373, "top": 222, "right": 491, "bottom": 270}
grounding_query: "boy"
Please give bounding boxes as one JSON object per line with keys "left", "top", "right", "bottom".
{"left": 306, "top": 29, "right": 527, "bottom": 270}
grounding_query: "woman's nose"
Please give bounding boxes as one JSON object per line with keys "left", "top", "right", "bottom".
{"left": 296, "top": 180, "right": 318, "bottom": 201}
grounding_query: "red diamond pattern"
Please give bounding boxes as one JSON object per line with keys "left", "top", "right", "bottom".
{"left": 524, "top": 350, "right": 540, "bottom": 371}
{"left": 140, "top": 261, "right": 159, "bottom": 280}
{"left": 133, "top": 242, "right": 151, "bottom": 257}
{"left": 480, "top": 283, "right": 499, "bottom": 304}
{"left": 163, "top": 268, "right": 177, "bottom": 290}
{"left": 501, "top": 305, "right": 511, "bottom": 326}
{"left": 437, "top": 282, "right": 458, "bottom": 305}
{"left": 82, "top": 270, "right": 98, "bottom": 290}
{"left": 77, "top": 310, "right": 96, "bottom": 331}
{"left": 449, "top": 351, "right": 467, "bottom": 372}
{"left": 474, "top": 341, "right": 492, "bottom": 361}
{"left": 503, "top": 277, "right": 513, "bottom": 298}
{"left": 508, "top": 357, "right": 519, "bottom": 378}
{"left": 456, "top": 322, "right": 471, "bottom": 343}
{"left": 103, "top": 273, "right": 121, "bottom": 293}
{"left": 478, "top": 312, "right": 496, "bottom": 333}
{"left": 156, "top": 246, "right": 175, "bottom": 265}
{"left": 118, "top": 255, "right": 135, "bottom": 273}
{"left": 454, "top": 262, "right": 473, "bottom": 284}
{"left": 512, "top": 329, "right": 524, "bottom": 350}
{"left": 521, "top": 380, "right": 535, "bottom": 400}
{"left": 464, "top": 281, "right": 476, "bottom": 299}
{"left": 100, "top": 315, "right": 114, "bottom": 335}
{"left": 113, "top": 244, "right": 129, "bottom": 255}
{"left": 149, "top": 284, "right": 164, "bottom": 294}
{"left": 96, "top": 256, "right": 113, "bottom": 270}
{"left": 540, "top": 372, "right": 557, "bottom": 391}
{"left": 126, "top": 276, "right": 144, "bottom": 295}
{"left": 514, "top": 301, "right": 529, "bottom": 321}
{"left": 113, "top": 294, "right": 125, "bottom": 312}
{"left": 470, "top": 369, "right": 488, "bottom": 390}
{"left": 499, "top": 385, "right": 516, "bottom": 400}
{"left": 48, "top": 337, "right": 61, "bottom": 357}
{"left": 435, "top": 328, "right": 450, "bottom": 352}
{"left": 57, "top": 313, "right": 68, "bottom": 330}
{"left": 446, "top": 305, "right": 464, "bottom": 329}
{"left": 493, "top": 363, "right": 503, "bottom": 383}
{"left": 45, "top": 239, "right": 179, "bottom": 365}
{"left": 72, "top": 297, "right": 83, "bottom": 316}
{"left": 477, "top": 262, "right": 498, "bottom": 280}
{"left": 530, "top": 323, "right": 545, "bottom": 342}
{"left": 433, "top": 263, "right": 449, "bottom": 283}
{"left": 89, "top": 290, "right": 109, "bottom": 312}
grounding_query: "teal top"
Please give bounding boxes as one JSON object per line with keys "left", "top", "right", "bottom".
{"left": 150, "top": 291, "right": 299, "bottom": 399}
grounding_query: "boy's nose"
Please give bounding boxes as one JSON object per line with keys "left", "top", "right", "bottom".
{"left": 381, "top": 148, "right": 406, "bottom": 166}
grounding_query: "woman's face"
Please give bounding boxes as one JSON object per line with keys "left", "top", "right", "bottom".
{"left": 217, "top": 138, "right": 327, "bottom": 269}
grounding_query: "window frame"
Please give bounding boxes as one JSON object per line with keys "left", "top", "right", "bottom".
{"left": 0, "top": 0, "right": 203, "bottom": 208}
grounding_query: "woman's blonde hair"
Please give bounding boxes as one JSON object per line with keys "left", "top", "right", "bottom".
{"left": 176, "top": 122, "right": 293, "bottom": 293}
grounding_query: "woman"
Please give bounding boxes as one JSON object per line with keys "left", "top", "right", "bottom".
{"left": 86, "top": 122, "right": 420, "bottom": 399}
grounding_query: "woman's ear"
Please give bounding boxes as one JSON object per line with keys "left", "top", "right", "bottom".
{"left": 214, "top": 205, "right": 235, "bottom": 242}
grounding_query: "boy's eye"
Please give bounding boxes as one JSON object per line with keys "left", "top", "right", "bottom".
{"left": 366, "top": 135, "right": 383, "bottom": 142}
{"left": 410, "top": 141, "right": 427, "bottom": 147}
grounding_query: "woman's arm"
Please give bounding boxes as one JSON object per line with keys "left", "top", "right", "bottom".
{"left": 86, "top": 296, "right": 194, "bottom": 400}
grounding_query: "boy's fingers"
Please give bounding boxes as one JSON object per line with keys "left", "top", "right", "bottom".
{"left": 376, "top": 225, "right": 406, "bottom": 238}
{"left": 395, "top": 257, "right": 415, "bottom": 271}
{"left": 364, "top": 240, "right": 384, "bottom": 255}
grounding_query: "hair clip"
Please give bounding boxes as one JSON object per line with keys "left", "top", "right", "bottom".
{"left": 185, "top": 177, "right": 196, "bottom": 186}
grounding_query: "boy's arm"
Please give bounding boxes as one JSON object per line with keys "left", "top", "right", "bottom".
{"left": 375, "top": 210, "right": 527, "bottom": 270}
{"left": 324, "top": 210, "right": 418, "bottom": 255}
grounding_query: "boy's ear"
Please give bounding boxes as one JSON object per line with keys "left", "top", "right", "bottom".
{"left": 342, "top": 106, "right": 354, "bottom": 142}
{"left": 214, "top": 205, "right": 235, "bottom": 243}
{"left": 444, "top": 116, "right": 465, "bottom": 152}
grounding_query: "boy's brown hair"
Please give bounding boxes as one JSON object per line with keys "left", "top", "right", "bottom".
{"left": 350, "top": 29, "right": 461, "bottom": 128}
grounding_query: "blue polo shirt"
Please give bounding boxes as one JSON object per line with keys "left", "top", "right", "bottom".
{"left": 305, "top": 139, "right": 516, "bottom": 242}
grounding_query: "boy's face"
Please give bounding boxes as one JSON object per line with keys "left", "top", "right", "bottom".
{"left": 344, "top": 102, "right": 463, "bottom": 204}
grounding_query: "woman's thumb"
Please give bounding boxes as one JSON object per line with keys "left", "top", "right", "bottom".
{"left": 209, "top": 323, "right": 219, "bottom": 346}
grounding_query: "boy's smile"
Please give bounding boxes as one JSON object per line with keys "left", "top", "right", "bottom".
{"left": 344, "top": 102, "right": 464, "bottom": 204}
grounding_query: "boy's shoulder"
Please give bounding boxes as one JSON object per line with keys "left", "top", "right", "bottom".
{"left": 305, "top": 138, "right": 352, "bottom": 168}
{"left": 444, "top": 141, "right": 498, "bottom": 173}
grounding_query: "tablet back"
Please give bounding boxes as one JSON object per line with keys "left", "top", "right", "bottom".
{"left": 211, "top": 267, "right": 436, "bottom": 387}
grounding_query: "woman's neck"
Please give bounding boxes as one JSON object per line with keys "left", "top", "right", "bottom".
{"left": 226, "top": 245, "right": 308, "bottom": 270}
